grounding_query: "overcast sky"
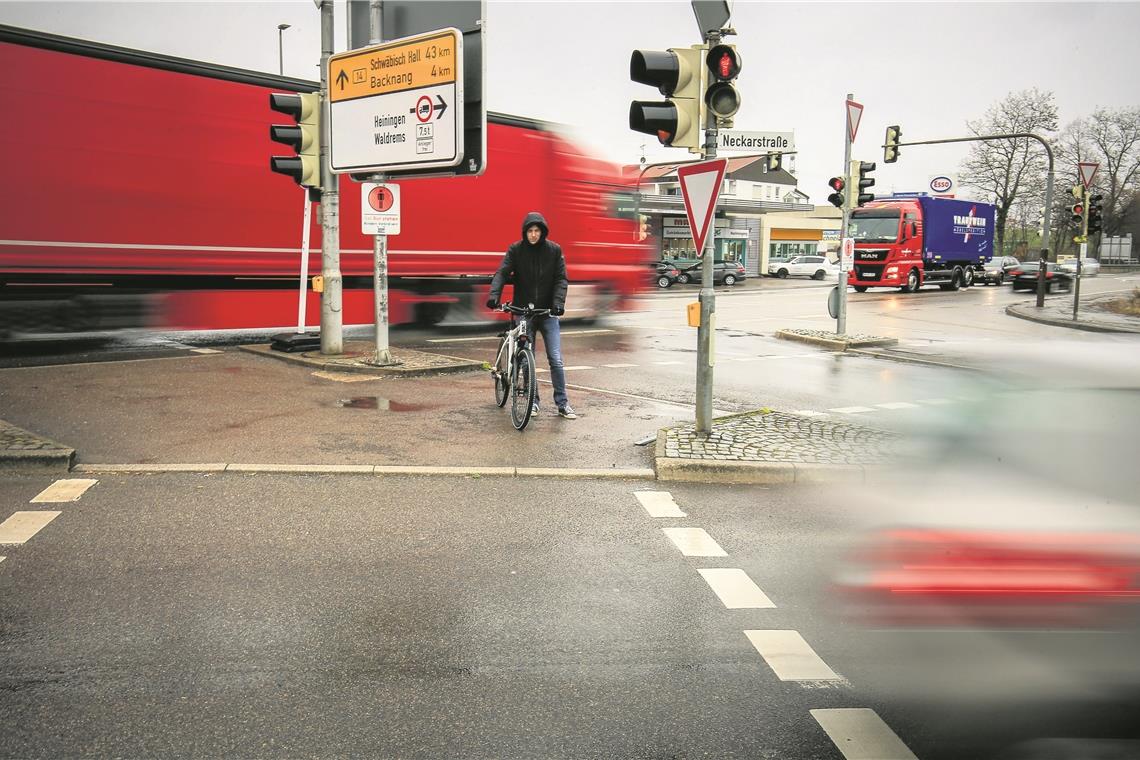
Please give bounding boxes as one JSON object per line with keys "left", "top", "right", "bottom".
{"left": 3, "top": 1, "right": 1139, "bottom": 200}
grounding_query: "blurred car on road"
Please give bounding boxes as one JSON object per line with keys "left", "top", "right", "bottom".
{"left": 1010, "top": 261, "right": 1073, "bottom": 293}
{"left": 768, "top": 255, "right": 838, "bottom": 280}
{"left": 685, "top": 260, "right": 748, "bottom": 286}
{"left": 650, "top": 260, "right": 681, "bottom": 289}
{"left": 1060, "top": 257, "right": 1101, "bottom": 277}
{"left": 977, "top": 255, "right": 1021, "bottom": 285}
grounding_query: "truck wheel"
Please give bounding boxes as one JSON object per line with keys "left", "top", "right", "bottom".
{"left": 777, "top": 269, "right": 789, "bottom": 279}
{"left": 414, "top": 302, "right": 450, "bottom": 325}
{"left": 903, "top": 269, "right": 920, "bottom": 293}
{"left": 947, "top": 268, "right": 963, "bottom": 291}
{"left": 963, "top": 268, "right": 975, "bottom": 287}
{"left": 854, "top": 286, "right": 868, "bottom": 293}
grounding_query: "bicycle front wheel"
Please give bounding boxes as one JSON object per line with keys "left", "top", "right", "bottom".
{"left": 510, "top": 348, "right": 536, "bottom": 430}
{"left": 493, "top": 337, "right": 510, "bottom": 408}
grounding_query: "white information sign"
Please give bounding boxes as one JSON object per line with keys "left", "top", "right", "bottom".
{"left": 716, "top": 131, "right": 795, "bottom": 153}
{"left": 361, "top": 183, "right": 401, "bottom": 235}
{"left": 840, "top": 237, "right": 854, "bottom": 270}
{"left": 328, "top": 28, "right": 463, "bottom": 174}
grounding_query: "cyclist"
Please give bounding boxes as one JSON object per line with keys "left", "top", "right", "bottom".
{"left": 486, "top": 212, "right": 577, "bottom": 419}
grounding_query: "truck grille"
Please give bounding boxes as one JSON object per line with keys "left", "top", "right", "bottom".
{"left": 854, "top": 265, "right": 881, "bottom": 281}
{"left": 856, "top": 249, "right": 890, "bottom": 262}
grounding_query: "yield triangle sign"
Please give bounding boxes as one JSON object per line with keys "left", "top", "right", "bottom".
{"left": 677, "top": 158, "right": 728, "bottom": 256}
{"left": 1078, "top": 161, "right": 1099, "bottom": 190}
{"left": 846, "top": 99, "right": 864, "bottom": 143}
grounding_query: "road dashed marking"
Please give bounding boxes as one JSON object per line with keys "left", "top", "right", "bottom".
{"left": 190, "top": 348, "right": 222, "bottom": 354}
{"left": 829, "top": 406, "right": 875, "bottom": 414}
{"left": 811, "top": 708, "right": 919, "bottom": 760}
{"left": 634, "top": 491, "right": 687, "bottom": 518}
{"left": 875, "top": 401, "right": 919, "bottom": 410}
{"left": 662, "top": 527, "right": 727, "bottom": 557}
{"left": 792, "top": 410, "right": 828, "bottom": 417}
{"left": 744, "top": 630, "right": 843, "bottom": 681}
{"left": 602, "top": 363, "right": 638, "bottom": 369}
{"left": 30, "top": 479, "right": 97, "bottom": 503}
{"left": 0, "top": 511, "right": 62, "bottom": 545}
{"left": 698, "top": 568, "right": 775, "bottom": 609}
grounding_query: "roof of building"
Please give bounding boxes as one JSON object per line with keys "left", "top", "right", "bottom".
{"left": 624, "top": 155, "right": 798, "bottom": 186}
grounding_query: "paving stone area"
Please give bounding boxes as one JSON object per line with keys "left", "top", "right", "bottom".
{"left": 240, "top": 341, "right": 485, "bottom": 376}
{"left": 0, "top": 418, "right": 71, "bottom": 452}
{"left": 775, "top": 328, "right": 899, "bottom": 350}
{"left": 660, "top": 409, "right": 898, "bottom": 465}
{"left": 1006, "top": 294, "right": 1140, "bottom": 334}
{"left": 0, "top": 418, "right": 74, "bottom": 470}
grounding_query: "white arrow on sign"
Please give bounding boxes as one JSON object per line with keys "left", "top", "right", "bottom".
{"left": 846, "top": 99, "right": 864, "bottom": 143}
{"left": 677, "top": 158, "right": 728, "bottom": 257}
{"left": 1078, "top": 161, "right": 1100, "bottom": 190}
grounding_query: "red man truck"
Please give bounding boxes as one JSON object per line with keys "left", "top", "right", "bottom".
{"left": 847, "top": 195, "right": 996, "bottom": 293}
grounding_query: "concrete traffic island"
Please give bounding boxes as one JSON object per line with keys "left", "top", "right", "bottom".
{"left": 775, "top": 328, "right": 899, "bottom": 351}
{"left": 654, "top": 408, "right": 898, "bottom": 484}
{"left": 1006, "top": 293, "right": 1140, "bottom": 334}
{"left": 240, "top": 341, "right": 485, "bottom": 376}
{"left": 0, "top": 418, "right": 74, "bottom": 472}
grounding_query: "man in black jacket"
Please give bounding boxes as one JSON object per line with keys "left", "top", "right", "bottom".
{"left": 486, "top": 212, "right": 577, "bottom": 419}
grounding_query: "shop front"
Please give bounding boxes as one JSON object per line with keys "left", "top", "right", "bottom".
{"left": 660, "top": 217, "right": 750, "bottom": 266}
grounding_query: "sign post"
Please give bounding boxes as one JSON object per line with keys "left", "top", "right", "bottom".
{"left": 837, "top": 95, "right": 862, "bottom": 336}
{"left": 1073, "top": 162, "right": 1099, "bottom": 322}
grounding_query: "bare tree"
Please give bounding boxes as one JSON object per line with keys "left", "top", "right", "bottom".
{"left": 959, "top": 89, "right": 1058, "bottom": 255}
{"left": 1056, "top": 107, "right": 1140, "bottom": 239}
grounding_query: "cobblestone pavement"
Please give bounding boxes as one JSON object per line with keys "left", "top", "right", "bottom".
{"left": 660, "top": 409, "right": 898, "bottom": 465}
{"left": 775, "top": 328, "right": 898, "bottom": 350}
{"left": 0, "top": 418, "right": 72, "bottom": 452}
{"left": 1006, "top": 293, "right": 1140, "bottom": 334}
{"left": 240, "top": 341, "right": 485, "bottom": 376}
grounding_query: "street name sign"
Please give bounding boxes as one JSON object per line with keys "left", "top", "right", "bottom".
{"left": 361, "top": 183, "right": 401, "bottom": 235}
{"left": 1078, "top": 161, "right": 1100, "bottom": 190}
{"left": 677, "top": 159, "right": 728, "bottom": 257}
{"left": 717, "top": 131, "right": 794, "bottom": 153}
{"left": 328, "top": 28, "right": 464, "bottom": 174}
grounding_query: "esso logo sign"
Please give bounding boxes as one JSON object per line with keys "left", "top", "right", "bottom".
{"left": 930, "top": 176, "right": 954, "bottom": 193}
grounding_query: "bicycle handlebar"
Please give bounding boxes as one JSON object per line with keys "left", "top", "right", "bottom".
{"left": 499, "top": 303, "right": 552, "bottom": 317}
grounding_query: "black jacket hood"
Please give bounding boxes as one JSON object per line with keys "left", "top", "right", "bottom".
{"left": 521, "top": 212, "right": 549, "bottom": 243}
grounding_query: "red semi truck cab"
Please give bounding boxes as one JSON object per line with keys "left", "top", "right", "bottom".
{"left": 848, "top": 196, "right": 996, "bottom": 293}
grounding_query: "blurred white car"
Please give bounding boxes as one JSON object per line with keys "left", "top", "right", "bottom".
{"left": 1060, "top": 257, "right": 1101, "bottom": 276}
{"left": 768, "top": 255, "right": 838, "bottom": 280}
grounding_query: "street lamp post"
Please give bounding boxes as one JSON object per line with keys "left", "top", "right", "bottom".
{"left": 277, "top": 23, "right": 291, "bottom": 76}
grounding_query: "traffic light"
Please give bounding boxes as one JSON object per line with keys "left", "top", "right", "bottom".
{"left": 854, "top": 160, "right": 876, "bottom": 207}
{"left": 269, "top": 92, "right": 321, "bottom": 187}
{"left": 827, "top": 176, "right": 846, "bottom": 209}
{"left": 629, "top": 47, "right": 704, "bottom": 151}
{"left": 1070, "top": 199, "right": 1085, "bottom": 227}
{"left": 704, "top": 43, "right": 741, "bottom": 127}
{"left": 1088, "top": 194, "right": 1104, "bottom": 235}
{"left": 884, "top": 125, "right": 901, "bottom": 163}
{"left": 767, "top": 152, "right": 782, "bottom": 172}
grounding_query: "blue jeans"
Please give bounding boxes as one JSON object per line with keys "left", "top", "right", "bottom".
{"left": 525, "top": 315, "right": 568, "bottom": 408}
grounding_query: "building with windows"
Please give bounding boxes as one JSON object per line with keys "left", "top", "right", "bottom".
{"left": 626, "top": 156, "right": 841, "bottom": 275}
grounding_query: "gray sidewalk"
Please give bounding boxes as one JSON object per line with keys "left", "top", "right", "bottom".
{"left": 0, "top": 418, "right": 74, "bottom": 471}
{"left": 1006, "top": 293, "right": 1140, "bottom": 334}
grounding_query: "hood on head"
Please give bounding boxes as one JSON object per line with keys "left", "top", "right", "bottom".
{"left": 521, "top": 212, "right": 549, "bottom": 243}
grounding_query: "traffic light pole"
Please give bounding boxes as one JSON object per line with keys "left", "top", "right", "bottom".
{"left": 369, "top": 0, "right": 395, "bottom": 366}
{"left": 318, "top": 0, "right": 344, "bottom": 355}
{"left": 694, "top": 32, "right": 719, "bottom": 437}
{"left": 1073, "top": 187, "right": 1089, "bottom": 321}
{"left": 836, "top": 93, "right": 853, "bottom": 336}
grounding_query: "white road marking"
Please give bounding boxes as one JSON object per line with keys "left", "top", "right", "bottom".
{"left": 536, "top": 368, "right": 548, "bottom": 374}
{"left": 698, "top": 568, "right": 775, "bottom": 609}
{"left": 635, "top": 491, "right": 687, "bottom": 518}
{"left": 0, "top": 511, "right": 62, "bottom": 545}
{"left": 876, "top": 401, "right": 919, "bottom": 410}
{"left": 562, "top": 366, "right": 594, "bottom": 371}
{"left": 603, "top": 363, "right": 638, "bottom": 368}
{"left": 190, "top": 348, "right": 221, "bottom": 354}
{"left": 744, "top": 630, "right": 841, "bottom": 681}
{"left": 662, "top": 527, "right": 727, "bottom": 557}
{"left": 829, "top": 406, "right": 875, "bottom": 414}
{"left": 31, "top": 479, "right": 97, "bottom": 503}
{"left": 792, "top": 410, "right": 828, "bottom": 417}
{"left": 651, "top": 360, "right": 684, "bottom": 366}
{"left": 312, "top": 370, "right": 380, "bottom": 383}
{"left": 0, "top": 556, "right": 5, "bottom": 564}
{"left": 810, "top": 708, "right": 919, "bottom": 760}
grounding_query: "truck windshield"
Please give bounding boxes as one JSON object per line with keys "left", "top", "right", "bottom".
{"left": 849, "top": 211, "right": 901, "bottom": 244}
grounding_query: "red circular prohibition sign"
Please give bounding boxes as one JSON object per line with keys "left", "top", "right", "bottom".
{"left": 368, "top": 186, "right": 394, "bottom": 212}
{"left": 415, "top": 95, "right": 433, "bottom": 123}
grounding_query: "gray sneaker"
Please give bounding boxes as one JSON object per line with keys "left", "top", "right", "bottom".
{"left": 558, "top": 405, "right": 578, "bottom": 419}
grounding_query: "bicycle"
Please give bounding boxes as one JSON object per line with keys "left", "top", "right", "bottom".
{"left": 490, "top": 302, "right": 550, "bottom": 431}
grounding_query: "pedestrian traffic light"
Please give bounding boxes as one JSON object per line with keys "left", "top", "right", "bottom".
{"left": 767, "top": 152, "right": 782, "bottom": 172}
{"left": 854, "top": 160, "right": 876, "bottom": 207}
{"left": 884, "top": 125, "right": 901, "bottom": 163}
{"left": 629, "top": 47, "right": 704, "bottom": 152}
{"left": 1070, "top": 200, "right": 1085, "bottom": 227}
{"left": 270, "top": 92, "right": 321, "bottom": 187}
{"left": 704, "top": 43, "right": 741, "bottom": 127}
{"left": 1087, "top": 193, "right": 1104, "bottom": 235}
{"left": 827, "top": 176, "right": 845, "bottom": 209}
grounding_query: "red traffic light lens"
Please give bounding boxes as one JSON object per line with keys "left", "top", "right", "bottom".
{"left": 719, "top": 53, "right": 731, "bottom": 79}
{"left": 1073, "top": 204, "right": 1084, "bottom": 215}
{"left": 829, "top": 177, "right": 845, "bottom": 191}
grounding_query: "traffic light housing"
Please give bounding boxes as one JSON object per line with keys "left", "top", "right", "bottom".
{"left": 1070, "top": 200, "right": 1085, "bottom": 227}
{"left": 269, "top": 92, "right": 321, "bottom": 187}
{"left": 1087, "top": 194, "right": 1104, "bottom": 235}
{"left": 827, "top": 176, "right": 845, "bottom": 209}
{"left": 884, "top": 125, "right": 901, "bottom": 163}
{"left": 854, "top": 160, "right": 876, "bottom": 207}
{"left": 629, "top": 47, "right": 704, "bottom": 152}
{"left": 767, "top": 152, "right": 782, "bottom": 172}
{"left": 704, "top": 43, "right": 741, "bottom": 127}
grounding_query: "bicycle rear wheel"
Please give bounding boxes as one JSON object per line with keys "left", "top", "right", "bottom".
{"left": 493, "top": 337, "right": 510, "bottom": 408}
{"left": 510, "top": 348, "right": 536, "bottom": 430}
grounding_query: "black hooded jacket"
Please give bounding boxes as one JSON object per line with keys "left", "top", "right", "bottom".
{"left": 489, "top": 212, "right": 569, "bottom": 311}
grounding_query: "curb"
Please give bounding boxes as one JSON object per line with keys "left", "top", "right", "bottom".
{"left": 654, "top": 457, "right": 864, "bottom": 485}
{"left": 1004, "top": 304, "right": 1140, "bottom": 334}
{"left": 239, "top": 344, "right": 485, "bottom": 377}
{"left": 70, "top": 463, "right": 656, "bottom": 479}
{"left": 775, "top": 329, "right": 899, "bottom": 351}
{"left": 846, "top": 348, "right": 979, "bottom": 372}
{"left": 0, "top": 448, "right": 76, "bottom": 472}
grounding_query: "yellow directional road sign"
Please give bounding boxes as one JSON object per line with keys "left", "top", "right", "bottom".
{"left": 328, "top": 28, "right": 463, "bottom": 174}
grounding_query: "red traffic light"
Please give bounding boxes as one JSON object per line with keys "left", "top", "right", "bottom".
{"left": 705, "top": 44, "right": 741, "bottom": 81}
{"left": 718, "top": 52, "right": 731, "bottom": 78}
{"left": 829, "top": 176, "right": 845, "bottom": 192}
{"left": 1072, "top": 204, "right": 1084, "bottom": 215}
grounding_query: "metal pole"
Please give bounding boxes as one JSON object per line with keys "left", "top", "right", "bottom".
{"left": 837, "top": 93, "right": 853, "bottom": 336}
{"left": 277, "top": 24, "right": 290, "bottom": 76}
{"left": 318, "top": 0, "right": 343, "bottom": 354}
{"left": 695, "top": 31, "right": 718, "bottom": 436}
{"left": 297, "top": 191, "right": 312, "bottom": 333}
{"left": 1073, "top": 187, "right": 1089, "bottom": 321}
{"left": 368, "top": 0, "right": 394, "bottom": 365}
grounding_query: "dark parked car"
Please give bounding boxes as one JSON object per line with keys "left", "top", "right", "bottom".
{"left": 650, "top": 260, "right": 682, "bottom": 289}
{"left": 978, "top": 256, "right": 1020, "bottom": 285}
{"left": 1010, "top": 261, "right": 1072, "bottom": 293}
{"left": 685, "top": 260, "right": 748, "bottom": 286}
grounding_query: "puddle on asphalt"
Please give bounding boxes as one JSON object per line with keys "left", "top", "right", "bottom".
{"left": 335, "top": 396, "right": 435, "bottom": 412}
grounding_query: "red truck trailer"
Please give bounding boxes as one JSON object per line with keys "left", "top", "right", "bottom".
{"left": 848, "top": 195, "right": 996, "bottom": 293}
{"left": 0, "top": 24, "right": 649, "bottom": 337}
